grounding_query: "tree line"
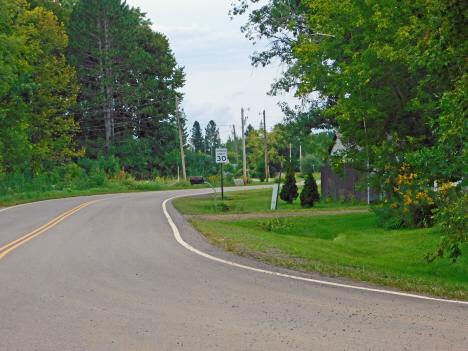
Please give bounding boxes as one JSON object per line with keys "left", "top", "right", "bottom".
{"left": 0, "top": 0, "right": 190, "bottom": 180}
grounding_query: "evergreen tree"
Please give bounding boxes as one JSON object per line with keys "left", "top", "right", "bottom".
{"left": 204, "top": 120, "right": 218, "bottom": 157}
{"left": 280, "top": 161, "right": 298, "bottom": 204}
{"left": 245, "top": 124, "right": 254, "bottom": 137}
{"left": 66, "top": 0, "right": 185, "bottom": 177}
{"left": 67, "top": 0, "right": 140, "bottom": 143}
{"left": 300, "top": 171, "right": 320, "bottom": 207}
{"left": 190, "top": 121, "right": 204, "bottom": 152}
{"left": 67, "top": 0, "right": 184, "bottom": 147}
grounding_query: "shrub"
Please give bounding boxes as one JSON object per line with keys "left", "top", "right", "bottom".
{"left": 425, "top": 185, "right": 468, "bottom": 264}
{"left": 280, "top": 161, "right": 298, "bottom": 204}
{"left": 373, "top": 163, "right": 437, "bottom": 230}
{"left": 300, "top": 171, "right": 320, "bottom": 207}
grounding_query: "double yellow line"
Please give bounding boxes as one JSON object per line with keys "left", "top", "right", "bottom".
{"left": 0, "top": 199, "right": 104, "bottom": 261}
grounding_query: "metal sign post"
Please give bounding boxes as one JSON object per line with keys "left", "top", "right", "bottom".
{"left": 205, "top": 182, "right": 218, "bottom": 212}
{"left": 189, "top": 177, "right": 218, "bottom": 212}
{"left": 216, "top": 148, "right": 228, "bottom": 200}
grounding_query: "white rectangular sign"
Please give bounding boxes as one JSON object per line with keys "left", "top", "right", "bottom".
{"left": 271, "top": 184, "right": 279, "bottom": 210}
{"left": 215, "top": 148, "right": 228, "bottom": 163}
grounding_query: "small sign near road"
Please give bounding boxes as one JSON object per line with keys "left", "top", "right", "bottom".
{"left": 215, "top": 148, "right": 228, "bottom": 163}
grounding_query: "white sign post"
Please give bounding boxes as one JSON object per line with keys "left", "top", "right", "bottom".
{"left": 216, "top": 148, "right": 228, "bottom": 200}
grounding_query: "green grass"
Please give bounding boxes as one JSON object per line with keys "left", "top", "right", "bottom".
{"left": 189, "top": 213, "right": 468, "bottom": 300}
{"left": 0, "top": 178, "right": 205, "bottom": 207}
{"left": 173, "top": 186, "right": 366, "bottom": 215}
{"left": 0, "top": 171, "right": 306, "bottom": 208}
{"left": 173, "top": 187, "right": 468, "bottom": 299}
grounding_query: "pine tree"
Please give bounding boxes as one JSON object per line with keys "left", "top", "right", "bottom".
{"left": 280, "top": 161, "right": 298, "bottom": 204}
{"left": 205, "top": 120, "right": 218, "bottom": 157}
{"left": 67, "top": 0, "right": 142, "bottom": 143}
{"left": 300, "top": 171, "right": 320, "bottom": 207}
{"left": 191, "top": 121, "right": 204, "bottom": 152}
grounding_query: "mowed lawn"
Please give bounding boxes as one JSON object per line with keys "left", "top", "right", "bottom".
{"left": 174, "top": 189, "right": 468, "bottom": 300}
{"left": 174, "top": 186, "right": 368, "bottom": 215}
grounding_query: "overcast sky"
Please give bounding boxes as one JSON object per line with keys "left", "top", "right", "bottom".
{"left": 125, "top": 0, "right": 300, "bottom": 142}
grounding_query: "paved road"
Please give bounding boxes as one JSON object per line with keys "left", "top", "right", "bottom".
{"left": 0, "top": 189, "right": 467, "bottom": 350}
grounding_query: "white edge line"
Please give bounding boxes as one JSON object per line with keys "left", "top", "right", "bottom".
{"left": 163, "top": 195, "right": 468, "bottom": 306}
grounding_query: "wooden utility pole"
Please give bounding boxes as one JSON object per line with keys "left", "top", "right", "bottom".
{"left": 263, "top": 110, "right": 269, "bottom": 181}
{"left": 233, "top": 124, "right": 239, "bottom": 165}
{"left": 300, "top": 143, "right": 303, "bottom": 175}
{"left": 175, "top": 97, "right": 186, "bottom": 181}
{"left": 241, "top": 108, "right": 247, "bottom": 185}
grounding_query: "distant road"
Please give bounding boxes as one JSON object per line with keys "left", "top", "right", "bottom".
{"left": 0, "top": 188, "right": 466, "bottom": 350}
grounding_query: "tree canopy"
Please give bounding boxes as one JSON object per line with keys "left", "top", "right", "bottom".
{"left": 233, "top": 0, "right": 468, "bottom": 261}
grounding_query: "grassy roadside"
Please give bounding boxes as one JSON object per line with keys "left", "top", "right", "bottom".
{"left": 173, "top": 186, "right": 367, "bottom": 215}
{"left": 0, "top": 171, "right": 319, "bottom": 208}
{"left": 173, "top": 189, "right": 468, "bottom": 300}
{"left": 0, "top": 178, "right": 275, "bottom": 208}
{"left": 0, "top": 179, "right": 192, "bottom": 207}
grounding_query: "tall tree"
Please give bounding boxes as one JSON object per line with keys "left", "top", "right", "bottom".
{"left": 190, "top": 121, "right": 204, "bottom": 153}
{"left": 0, "top": 0, "right": 80, "bottom": 175}
{"left": 234, "top": 0, "right": 439, "bottom": 192}
{"left": 67, "top": 0, "right": 142, "bottom": 144}
{"left": 66, "top": 0, "right": 185, "bottom": 179}
{"left": 246, "top": 124, "right": 286, "bottom": 173}
{"left": 129, "top": 21, "right": 185, "bottom": 142}
{"left": 204, "top": 120, "right": 219, "bottom": 158}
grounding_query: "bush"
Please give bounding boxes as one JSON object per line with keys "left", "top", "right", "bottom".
{"left": 425, "top": 185, "right": 468, "bottom": 264}
{"left": 300, "top": 154, "right": 322, "bottom": 176}
{"left": 280, "top": 161, "right": 298, "bottom": 204}
{"left": 300, "top": 171, "right": 320, "bottom": 207}
{"left": 373, "top": 164, "right": 437, "bottom": 230}
{"left": 251, "top": 170, "right": 265, "bottom": 182}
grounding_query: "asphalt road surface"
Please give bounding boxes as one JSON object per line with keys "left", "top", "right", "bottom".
{"left": 1, "top": 188, "right": 467, "bottom": 350}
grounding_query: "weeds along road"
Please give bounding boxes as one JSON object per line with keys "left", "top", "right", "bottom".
{"left": 0, "top": 188, "right": 467, "bottom": 350}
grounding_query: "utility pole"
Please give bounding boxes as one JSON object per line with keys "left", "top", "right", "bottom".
{"left": 300, "top": 143, "right": 302, "bottom": 175}
{"left": 233, "top": 124, "right": 239, "bottom": 165}
{"left": 263, "top": 110, "right": 269, "bottom": 182}
{"left": 175, "top": 97, "right": 186, "bottom": 181}
{"left": 290, "top": 143, "right": 292, "bottom": 160}
{"left": 241, "top": 108, "right": 247, "bottom": 185}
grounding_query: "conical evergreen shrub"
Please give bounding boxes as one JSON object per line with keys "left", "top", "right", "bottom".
{"left": 280, "top": 161, "right": 298, "bottom": 204}
{"left": 300, "top": 171, "right": 321, "bottom": 207}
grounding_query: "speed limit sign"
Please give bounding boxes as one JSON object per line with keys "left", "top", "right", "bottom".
{"left": 215, "top": 148, "right": 228, "bottom": 163}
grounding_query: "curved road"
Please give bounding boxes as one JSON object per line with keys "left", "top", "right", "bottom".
{"left": 0, "top": 189, "right": 467, "bottom": 350}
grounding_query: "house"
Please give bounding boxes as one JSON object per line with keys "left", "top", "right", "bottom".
{"left": 321, "top": 133, "right": 378, "bottom": 203}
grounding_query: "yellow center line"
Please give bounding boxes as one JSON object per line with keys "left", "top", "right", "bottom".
{"left": 0, "top": 201, "right": 94, "bottom": 253}
{"left": 0, "top": 194, "right": 134, "bottom": 261}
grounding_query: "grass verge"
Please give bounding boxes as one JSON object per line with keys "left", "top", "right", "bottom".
{"left": 0, "top": 178, "right": 276, "bottom": 208}
{"left": 173, "top": 186, "right": 367, "bottom": 215}
{"left": 0, "top": 179, "right": 204, "bottom": 207}
{"left": 173, "top": 190, "right": 468, "bottom": 300}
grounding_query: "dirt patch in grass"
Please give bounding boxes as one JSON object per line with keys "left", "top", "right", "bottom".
{"left": 185, "top": 209, "right": 369, "bottom": 221}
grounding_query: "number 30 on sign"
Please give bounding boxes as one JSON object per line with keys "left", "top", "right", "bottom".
{"left": 215, "top": 148, "right": 228, "bottom": 163}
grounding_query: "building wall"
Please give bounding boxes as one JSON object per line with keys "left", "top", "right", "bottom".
{"left": 321, "top": 165, "right": 378, "bottom": 203}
